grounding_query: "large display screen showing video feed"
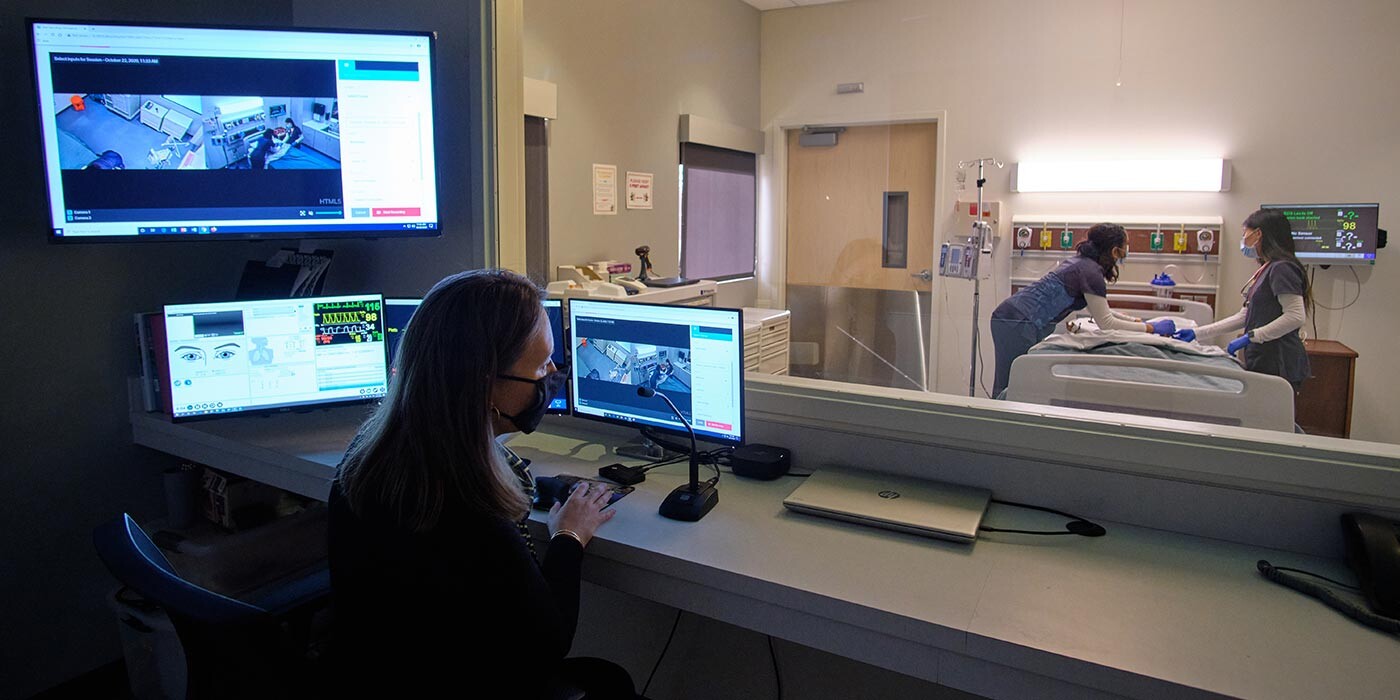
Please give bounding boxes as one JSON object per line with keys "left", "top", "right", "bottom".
{"left": 568, "top": 299, "right": 744, "bottom": 445}
{"left": 163, "top": 293, "right": 388, "bottom": 420}
{"left": 29, "top": 21, "right": 439, "bottom": 241}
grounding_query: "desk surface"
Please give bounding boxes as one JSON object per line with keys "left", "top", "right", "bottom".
{"left": 131, "top": 407, "right": 1399, "bottom": 699}
{"left": 1303, "top": 339, "right": 1358, "bottom": 358}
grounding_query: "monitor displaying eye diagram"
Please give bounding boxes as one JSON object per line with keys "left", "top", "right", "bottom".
{"left": 163, "top": 293, "right": 387, "bottom": 420}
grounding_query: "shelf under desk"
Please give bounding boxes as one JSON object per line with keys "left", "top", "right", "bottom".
{"left": 130, "top": 408, "right": 1399, "bottom": 700}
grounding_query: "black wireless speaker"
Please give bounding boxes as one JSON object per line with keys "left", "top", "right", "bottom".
{"left": 729, "top": 444, "right": 790, "bottom": 480}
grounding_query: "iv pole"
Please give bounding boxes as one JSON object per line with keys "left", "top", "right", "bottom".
{"left": 956, "top": 157, "right": 1003, "bottom": 397}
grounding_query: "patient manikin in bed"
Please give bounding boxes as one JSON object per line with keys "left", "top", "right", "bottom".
{"left": 1065, "top": 315, "right": 1196, "bottom": 336}
{"left": 264, "top": 127, "right": 292, "bottom": 166}
{"left": 1047, "top": 315, "right": 1226, "bottom": 356}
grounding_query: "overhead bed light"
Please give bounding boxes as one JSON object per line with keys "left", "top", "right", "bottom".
{"left": 1010, "top": 158, "right": 1231, "bottom": 192}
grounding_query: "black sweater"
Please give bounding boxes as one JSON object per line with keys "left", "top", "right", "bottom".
{"left": 327, "top": 480, "right": 584, "bottom": 696}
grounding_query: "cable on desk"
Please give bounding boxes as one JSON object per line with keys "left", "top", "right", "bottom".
{"left": 979, "top": 498, "right": 1106, "bottom": 537}
{"left": 643, "top": 609, "right": 684, "bottom": 697}
{"left": 1257, "top": 560, "right": 1400, "bottom": 635}
{"left": 1262, "top": 563, "right": 1361, "bottom": 591}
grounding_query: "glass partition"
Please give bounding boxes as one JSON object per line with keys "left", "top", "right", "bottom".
{"left": 759, "top": 0, "right": 1395, "bottom": 449}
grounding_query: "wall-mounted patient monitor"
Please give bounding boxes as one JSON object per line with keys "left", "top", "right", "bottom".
{"left": 163, "top": 294, "right": 387, "bottom": 420}
{"left": 567, "top": 299, "right": 744, "bottom": 445}
{"left": 1261, "top": 203, "right": 1379, "bottom": 265}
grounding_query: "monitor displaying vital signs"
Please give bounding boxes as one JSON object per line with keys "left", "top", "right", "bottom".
{"left": 163, "top": 293, "right": 388, "bottom": 420}
{"left": 1261, "top": 203, "right": 1379, "bottom": 265}
{"left": 30, "top": 20, "right": 440, "bottom": 241}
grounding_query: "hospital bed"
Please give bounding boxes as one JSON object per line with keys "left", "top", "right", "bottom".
{"left": 1008, "top": 296, "right": 1296, "bottom": 431}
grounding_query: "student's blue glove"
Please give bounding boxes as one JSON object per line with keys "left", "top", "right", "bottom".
{"left": 1173, "top": 328, "right": 1196, "bottom": 343}
{"left": 1227, "top": 334, "right": 1251, "bottom": 356}
{"left": 1149, "top": 319, "right": 1177, "bottom": 336}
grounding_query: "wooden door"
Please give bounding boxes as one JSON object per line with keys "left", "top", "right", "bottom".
{"left": 785, "top": 123, "right": 937, "bottom": 291}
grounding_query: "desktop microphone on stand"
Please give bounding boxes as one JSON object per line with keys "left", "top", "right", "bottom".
{"left": 637, "top": 386, "right": 717, "bottom": 521}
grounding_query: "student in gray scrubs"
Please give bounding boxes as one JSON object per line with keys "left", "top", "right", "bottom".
{"left": 991, "top": 223, "right": 1178, "bottom": 398}
{"left": 1175, "top": 209, "right": 1311, "bottom": 391}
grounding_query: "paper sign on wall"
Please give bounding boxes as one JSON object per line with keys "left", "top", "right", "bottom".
{"left": 592, "top": 164, "right": 617, "bottom": 215}
{"left": 625, "top": 171, "right": 654, "bottom": 210}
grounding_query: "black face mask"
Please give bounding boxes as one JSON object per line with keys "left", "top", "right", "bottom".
{"left": 495, "top": 367, "right": 568, "bottom": 434}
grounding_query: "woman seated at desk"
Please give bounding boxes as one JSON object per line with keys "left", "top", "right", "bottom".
{"left": 329, "top": 269, "right": 636, "bottom": 699}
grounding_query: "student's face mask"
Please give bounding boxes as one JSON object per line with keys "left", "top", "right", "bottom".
{"left": 494, "top": 367, "right": 568, "bottom": 434}
{"left": 1241, "top": 227, "right": 1260, "bottom": 259}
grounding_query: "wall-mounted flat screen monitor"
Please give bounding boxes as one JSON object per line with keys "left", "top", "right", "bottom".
{"left": 1260, "top": 203, "right": 1379, "bottom": 265}
{"left": 568, "top": 299, "right": 744, "bottom": 445}
{"left": 29, "top": 20, "right": 439, "bottom": 241}
{"left": 163, "top": 293, "right": 387, "bottom": 420}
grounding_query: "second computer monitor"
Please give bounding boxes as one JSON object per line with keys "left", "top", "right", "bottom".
{"left": 384, "top": 298, "right": 423, "bottom": 364}
{"left": 542, "top": 299, "right": 569, "bottom": 413}
{"left": 388, "top": 296, "right": 569, "bottom": 413}
{"left": 568, "top": 298, "right": 744, "bottom": 445}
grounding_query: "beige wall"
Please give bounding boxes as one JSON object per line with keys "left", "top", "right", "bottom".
{"left": 524, "top": 0, "right": 761, "bottom": 290}
{"left": 761, "top": 0, "right": 1400, "bottom": 443}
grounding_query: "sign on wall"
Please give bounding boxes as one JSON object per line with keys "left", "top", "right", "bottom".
{"left": 592, "top": 164, "right": 617, "bottom": 215}
{"left": 626, "top": 171, "right": 654, "bottom": 210}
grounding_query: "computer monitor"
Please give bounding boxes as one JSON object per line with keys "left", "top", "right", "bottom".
{"left": 1260, "top": 203, "right": 1379, "bottom": 265}
{"left": 542, "top": 299, "right": 570, "bottom": 413}
{"left": 163, "top": 293, "right": 387, "bottom": 420}
{"left": 383, "top": 298, "right": 422, "bottom": 366}
{"left": 384, "top": 297, "right": 569, "bottom": 412}
{"left": 28, "top": 20, "right": 440, "bottom": 241}
{"left": 568, "top": 299, "right": 744, "bottom": 445}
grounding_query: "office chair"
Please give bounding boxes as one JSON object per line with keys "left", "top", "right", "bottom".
{"left": 93, "top": 514, "right": 331, "bottom": 700}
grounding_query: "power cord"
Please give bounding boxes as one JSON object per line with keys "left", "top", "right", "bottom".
{"left": 977, "top": 342, "right": 991, "bottom": 399}
{"left": 1259, "top": 563, "right": 1360, "bottom": 591}
{"left": 767, "top": 635, "right": 783, "bottom": 700}
{"left": 643, "top": 609, "right": 684, "bottom": 697}
{"left": 979, "top": 498, "right": 1106, "bottom": 537}
{"left": 1309, "top": 268, "right": 1320, "bottom": 339}
{"left": 1257, "top": 560, "right": 1400, "bottom": 635}
{"left": 1311, "top": 266, "right": 1362, "bottom": 311}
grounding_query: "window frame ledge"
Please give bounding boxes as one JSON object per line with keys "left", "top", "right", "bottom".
{"left": 745, "top": 373, "right": 1400, "bottom": 511}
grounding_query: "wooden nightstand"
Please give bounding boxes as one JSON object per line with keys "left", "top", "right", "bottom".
{"left": 1296, "top": 339, "right": 1358, "bottom": 438}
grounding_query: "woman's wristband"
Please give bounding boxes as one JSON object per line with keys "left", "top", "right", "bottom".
{"left": 553, "top": 529, "right": 585, "bottom": 547}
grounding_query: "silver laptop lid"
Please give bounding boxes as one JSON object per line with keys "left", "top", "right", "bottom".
{"left": 783, "top": 468, "right": 991, "bottom": 542}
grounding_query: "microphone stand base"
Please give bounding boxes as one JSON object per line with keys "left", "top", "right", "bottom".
{"left": 659, "top": 483, "right": 718, "bottom": 522}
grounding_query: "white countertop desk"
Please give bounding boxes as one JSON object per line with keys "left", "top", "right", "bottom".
{"left": 130, "top": 407, "right": 1399, "bottom": 700}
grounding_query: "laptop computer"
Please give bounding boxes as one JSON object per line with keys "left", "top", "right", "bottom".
{"left": 782, "top": 468, "right": 991, "bottom": 543}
